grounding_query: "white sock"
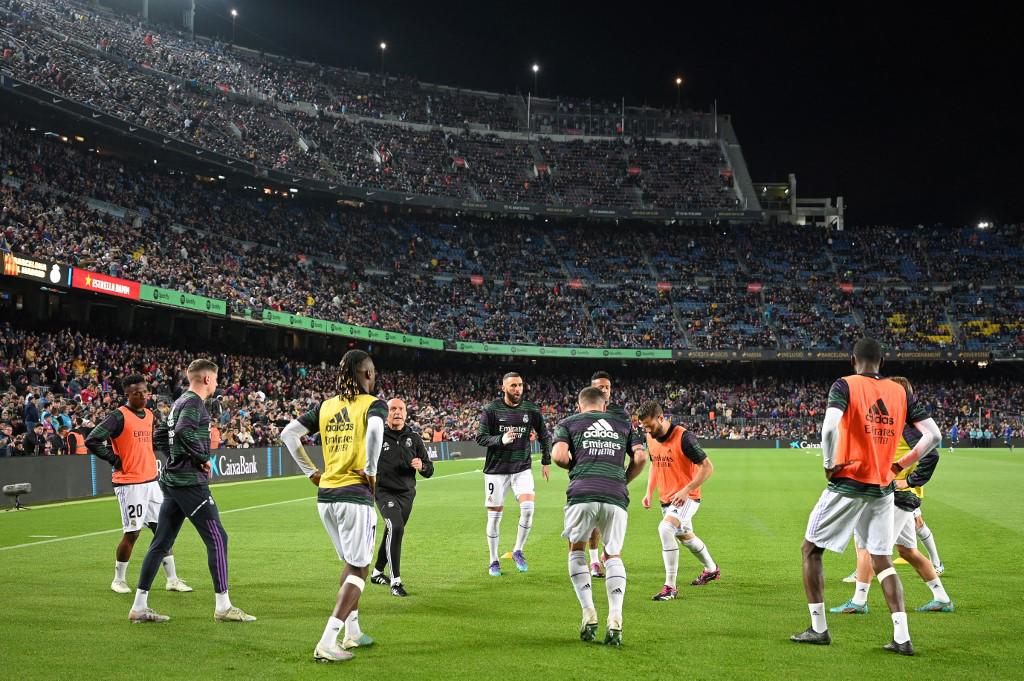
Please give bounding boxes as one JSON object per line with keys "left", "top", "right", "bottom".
{"left": 132, "top": 589, "right": 149, "bottom": 612}
{"left": 808, "top": 602, "right": 827, "bottom": 633}
{"left": 162, "top": 555, "right": 178, "bottom": 581}
{"left": 568, "top": 550, "right": 595, "bottom": 610}
{"left": 344, "top": 610, "right": 362, "bottom": 640}
{"left": 390, "top": 576, "right": 402, "bottom": 586}
{"left": 917, "top": 524, "right": 940, "bottom": 567}
{"left": 658, "top": 521, "right": 679, "bottom": 588}
{"left": 892, "top": 612, "right": 910, "bottom": 644}
{"left": 486, "top": 511, "right": 502, "bottom": 563}
{"left": 852, "top": 581, "right": 870, "bottom": 606}
{"left": 371, "top": 568, "right": 385, "bottom": 579}
{"left": 320, "top": 616, "right": 344, "bottom": 649}
{"left": 926, "top": 577, "right": 950, "bottom": 602}
{"left": 513, "top": 501, "right": 534, "bottom": 552}
{"left": 115, "top": 560, "right": 129, "bottom": 582}
{"left": 604, "top": 557, "right": 626, "bottom": 623}
{"left": 215, "top": 590, "right": 232, "bottom": 612}
{"left": 589, "top": 548, "right": 600, "bottom": 564}
{"left": 682, "top": 536, "right": 717, "bottom": 571}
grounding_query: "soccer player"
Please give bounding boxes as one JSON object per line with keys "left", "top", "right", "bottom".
{"left": 1005, "top": 422, "right": 1015, "bottom": 453}
{"left": 477, "top": 372, "right": 552, "bottom": 576}
{"left": 792, "top": 338, "right": 941, "bottom": 655}
{"left": 639, "top": 401, "right": 720, "bottom": 601}
{"left": 831, "top": 376, "right": 952, "bottom": 615}
{"left": 281, "top": 349, "right": 386, "bottom": 663}
{"left": 948, "top": 422, "right": 958, "bottom": 454}
{"left": 369, "top": 398, "right": 434, "bottom": 597}
{"left": 129, "top": 359, "right": 256, "bottom": 624}
{"left": 85, "top": 374, "right": 191, "bottom": 594}
{"left": 552, "top": 387, "right": 646, "bottom": 645}
{"left": 587, "top": 370, "right": 632, "bottom": 578}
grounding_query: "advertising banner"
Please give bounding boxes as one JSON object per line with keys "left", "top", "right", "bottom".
{"left": 71, "top": 268, "right": 140, "bottom": 300}
{"left": 140, "top": 284, "right": 227, "bottom": 315}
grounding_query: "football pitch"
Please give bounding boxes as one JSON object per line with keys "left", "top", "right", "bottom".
{"left": 1, "top": 448, "right": 1021, "bottom": 681}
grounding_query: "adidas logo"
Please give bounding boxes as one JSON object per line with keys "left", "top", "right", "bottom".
{"left": 582, "top": 584, "right": 591, "bottom": 590}
{"left": 330, "top": 407, "right": 352, "bottom": 424}
{"left": 583, "top": 419, "right": 620, "bottom": 440}
{"left": 611, "top": 588, "right": 624, "bottom": 594}
{"left": 866, "top": 399, "right": 894, "bottom": 425}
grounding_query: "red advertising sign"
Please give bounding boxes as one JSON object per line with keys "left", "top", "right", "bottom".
{"left": 839, "top": 282, "right": 854, "bottom": 294}
{"left": 747, "top": 282, "right": 763, "bottom": 293}
{"left": 72, "top": 269, "right": 141, "bottom": 300}
{"left": 470, "top": 275, "right": 484, "bottom": 286}
{"left": 657, "top": 281, "right": 673, "bottom": 292}
{"left": 569, "top": 278, "right": 584, "bottom": 290}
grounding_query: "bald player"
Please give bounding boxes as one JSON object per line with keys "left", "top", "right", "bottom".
{"left": 369, "top": 398, "right": 434, "bottom": 597}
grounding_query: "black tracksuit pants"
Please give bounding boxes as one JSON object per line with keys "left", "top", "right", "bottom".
{"left": 374, "top": 490, "right": 415, "bottom": 580}
{"left": 138, "top": 483, "right": 229, "bottom": 593}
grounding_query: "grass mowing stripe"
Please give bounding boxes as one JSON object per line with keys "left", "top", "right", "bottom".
{"left": 0, "top": 465, "right": 483, "bottom": 551}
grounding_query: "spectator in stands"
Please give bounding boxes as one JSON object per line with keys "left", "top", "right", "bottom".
{"left": 23, "top": 422, "right": 47, "bottom": 456}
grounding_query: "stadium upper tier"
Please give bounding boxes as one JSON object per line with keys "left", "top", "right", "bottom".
{"left": 1, "top": 122, "right": 1021, "bottom": 356}
{"left": 0, "top": 0, "right": 737, "bottom": 212}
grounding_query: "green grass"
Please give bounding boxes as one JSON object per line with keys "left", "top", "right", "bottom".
{"left": 1, "top": 449, "right": 1022, "bottom": 680}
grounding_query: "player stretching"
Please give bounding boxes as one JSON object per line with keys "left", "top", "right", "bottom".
{"left": 477, "top": 372, "right": 551, "bottom": 576}
{"left": 587, "top": 371, "right": 631, "bottom": 578}
{"left": 130, "top": 359, "right": 255, "bottom": 623}
{"left": 792, "top": 339, "right": 940, "bottom": 655}
{"left": 831, "top": 376, "right": 953, "bottom": 615}
{"left": 552, "top": 387, "right": 646, "bottom": 645}
{"left": 281, "top": 349, "right": 386, "bottom": 662}
{"left": 639, "top": 401, "right": 720, "bottom": 601}
{"left": 86, "top": 374, "right": 191, "bottom": 594}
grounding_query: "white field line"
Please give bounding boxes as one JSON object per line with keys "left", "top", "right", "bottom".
{"left": 0, "top": 468, "right": 481, "bottom": 552}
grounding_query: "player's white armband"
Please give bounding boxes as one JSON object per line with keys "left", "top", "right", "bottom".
{"left": 281, "top": 420, "right": 317, "bottom": 477}
{"left": 364, "top": 416, "right": 384, "bottom": 476}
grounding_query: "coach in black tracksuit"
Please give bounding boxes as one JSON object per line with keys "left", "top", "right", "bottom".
{"left": 370, "top": 398, "right": 434, "bottom": 597}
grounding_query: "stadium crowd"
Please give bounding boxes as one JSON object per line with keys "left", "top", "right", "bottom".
{"left": 0, "top": 0, "right": 732, "bottom": 210}
{"left": 2, "top": 324, "right": 1021, "bottom": 458}
{"left": 1, "top": 119, "right": 1022, "bottom": 354}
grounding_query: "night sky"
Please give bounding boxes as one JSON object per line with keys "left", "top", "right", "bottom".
{"left": 108, "top": 1, "right": 1022, "bottom": 227}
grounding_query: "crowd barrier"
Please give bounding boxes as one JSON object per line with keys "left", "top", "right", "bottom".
{"left": 3, "top": 437, "right": 1020, "bottom": 507}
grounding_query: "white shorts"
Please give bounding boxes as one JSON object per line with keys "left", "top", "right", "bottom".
{"left": 484, "top": 470, "right": 535, "bottom": 507}
{"left": 893, "top": 507, "right": 918, "bottom": 549}
{"left": 661, "top": 499, "right": 700, "bottom": 534}
{"left": 318, "top": 502, "right": 377, "bottom": 567}
{"left": 114, "top": 480, "right": 163, "bottom": 532}
{"left": 804, "top": 489, "right": 895, "bottom": 555}
{"left": 562, "top": 502, "right": 628, "bottom": 555}
{"left": 854, "top": 505, "right": 918, "bottom": 551}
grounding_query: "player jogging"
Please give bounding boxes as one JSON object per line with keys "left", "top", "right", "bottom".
{"left": 129, "top": 359, "right": 256, "bottom": 624}
{"left": 86, "top": 374, "right": 191, "bottom": 594}
{"left": 281, "top": 349, "right": 386, "bottom": 663}
{"left": 587, "top": 370, "right": 631, "bottom": 578}
{"left": 477, "top": 372, "right": 551, "bottom": 576}
{"left": 792, "top": 338, "right": 941, "bottom": 655}
{"left": 639, "top": 401, "right": 720, "bottom": 601}
{"left": 552, "top": 387, "right": 646, "bottom": 645}
{"left": 831, "top": 376, "right": 952, "bottom": 615}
